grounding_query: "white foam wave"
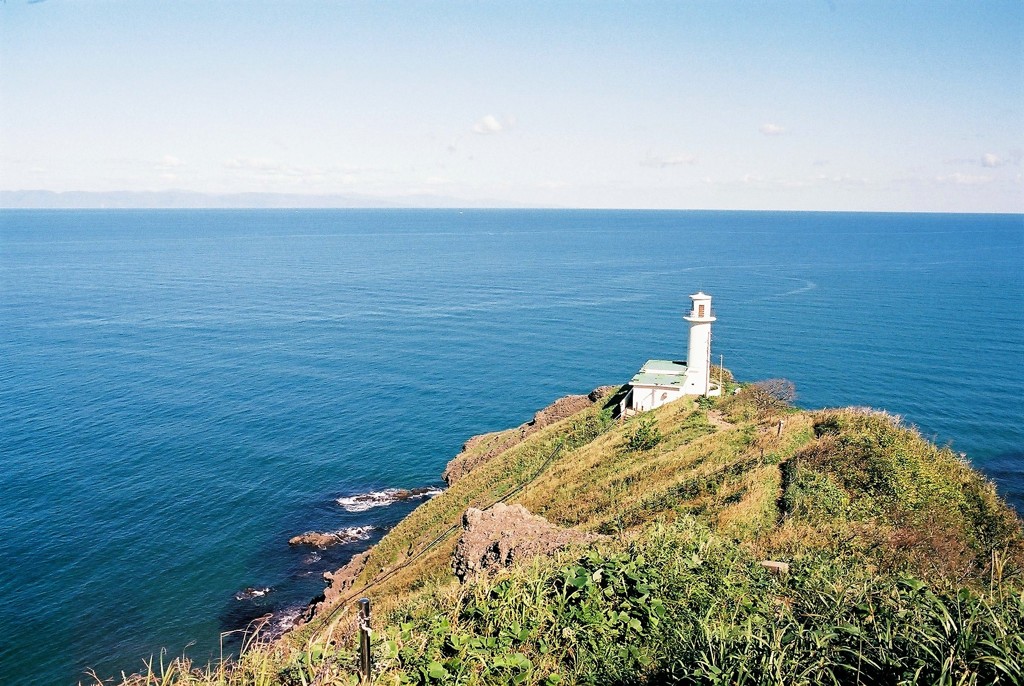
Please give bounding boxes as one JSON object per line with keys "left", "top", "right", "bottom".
{"left": 266, "top": 605, "right": 304, "bottom": 638}
{"left": 334, "top": 524, "right": 376, "bottom": 542}
{"left": 234, "top": 586, "right": 272, "bottom": 601}
{"left": 779, "top": 279, "right": 818, "bottom": 297}
{"left": 336, "top": 486, "right": 444, "bottom": 512}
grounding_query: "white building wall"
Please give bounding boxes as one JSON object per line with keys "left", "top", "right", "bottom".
{"left": 631, "top": 385, "right": 683, "bottom": 411}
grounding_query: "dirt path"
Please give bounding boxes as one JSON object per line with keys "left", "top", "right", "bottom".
{"left": 708, "top": 410, "right": 734, "bottom": 430}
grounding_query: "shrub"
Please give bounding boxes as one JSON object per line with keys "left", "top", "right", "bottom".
{"left": 625, "top": 416, "right": 662, "bottom": 452}
{"left": 745, "top": 379, "right": 797, "bottom": 417}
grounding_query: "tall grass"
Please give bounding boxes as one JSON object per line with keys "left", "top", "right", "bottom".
{"left": 372, "top": 519, "right": 1024, "bottom": 685}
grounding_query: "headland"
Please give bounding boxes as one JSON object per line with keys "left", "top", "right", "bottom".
{"left": 107, "top": 374, "right": 1024, "bottom": 685}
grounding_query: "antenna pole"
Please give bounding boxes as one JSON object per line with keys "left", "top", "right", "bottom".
{"left": 719, "top": 354, "right": 724, "bottom": 394}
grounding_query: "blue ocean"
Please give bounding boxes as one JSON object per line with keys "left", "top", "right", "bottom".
{"left": 1, "top": 209, "right": 1022, "bottom": 685}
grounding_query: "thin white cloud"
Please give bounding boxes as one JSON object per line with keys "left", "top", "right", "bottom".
{"left": 156, "top": 155, "right": 184, "bottom": 169}
{"left": 936, "top": 173, "right": 992, "bottom": 185}
{"left": 945, "top": 151, "right": 1021, "bottom": 168}
{"left": 982, "top": 153, "right": 1004, "bottom": 168}
{"left": 222, "top": 158, "right": 325, "bottom": 185}
{"left": 224, "top": 157, "right": 279, "bottom": 171}
{"left": 814, "top": 174, "right": 868, "bottom": 186}
{"left": 700, "top": 173, "right": 869, "bottom": 189}
{"left": 641, "top": 153, "right": 697, "bottom": 168}
{"left": 759, "top": 123, "right": 785, "bottom": 136}
{"left": 472, "top": 114, "right": 514, "bottom": 135}
{"left": 221, "top": 158, "right": 380, "bottom": 187}
{"left": 225, "top": 158, "right": 314, "bottom": 177}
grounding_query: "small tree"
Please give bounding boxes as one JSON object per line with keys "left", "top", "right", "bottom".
{"left": 745, "top": 379, "right": 797, "bottom": 417}
{"left": 625, "top": 416, "right": 662, "bottom": 452}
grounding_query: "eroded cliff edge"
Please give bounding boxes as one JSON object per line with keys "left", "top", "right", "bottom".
{"left": 441, "top": 385, "right": 618, "bottom": 485}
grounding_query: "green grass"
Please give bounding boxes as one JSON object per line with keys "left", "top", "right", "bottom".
{"left": 365, "top": 519, "right": 1024, "bottom": 685}
{"left": 104, "top": 384, "right": 1024, "bottom": 686}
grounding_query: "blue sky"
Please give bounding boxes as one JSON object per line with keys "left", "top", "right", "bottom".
{"left": 1, "top": 1, "right": 1021, "bottom": 211}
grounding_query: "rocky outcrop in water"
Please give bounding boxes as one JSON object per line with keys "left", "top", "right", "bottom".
{"left": 336, "top": 487, "right": 443, "bottom": 512}
{"left": 452, "top": 503, "right": 604, "bottom": 582}
{"left": 288, "top": 526, "right": 375, "bottom": 548}
{"left": 290, "top": 532, "right": 340, "bottom": 548}
{"left": 234, "top": 586, "right": 273, "bottom": 601}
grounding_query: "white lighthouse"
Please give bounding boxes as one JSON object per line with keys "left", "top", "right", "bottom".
{"left": 682, "top": 291, "right": 716, "bottom": 396}
{"left": 623, "top": 291, "right": 720, "bottom": 414}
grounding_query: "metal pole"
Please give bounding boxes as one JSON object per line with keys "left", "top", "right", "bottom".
{"left": 358, "top": 597, "right": 372, "bottom": 683}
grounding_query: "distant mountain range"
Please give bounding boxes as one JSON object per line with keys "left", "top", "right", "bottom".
{"left": 0, "top": 190, "right": 537, "bottom": 209}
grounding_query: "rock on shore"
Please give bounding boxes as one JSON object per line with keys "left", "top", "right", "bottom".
{"left": 296, "top": 549, "right": 372, "bottom": 627}
{"left": 452, "top": 502, "right": 604, "bottom": 582}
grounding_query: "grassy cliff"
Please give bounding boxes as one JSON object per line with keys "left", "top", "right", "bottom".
{"left": 110, "top": 381, "right": 1023, "bottom": 686}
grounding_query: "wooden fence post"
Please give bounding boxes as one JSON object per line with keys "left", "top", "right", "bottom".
{"left": 358, "top": 598, "right": 372, "bottom": 683}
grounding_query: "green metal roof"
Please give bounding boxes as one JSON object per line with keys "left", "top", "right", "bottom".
{"left": 630, "top": 372, "right": 685, "bottom": 387}
{"left": 630, "top": 359, "right": 688, "bottom": 387}
{"left": 640, "top": 359, "right": 687, "bottom": 374}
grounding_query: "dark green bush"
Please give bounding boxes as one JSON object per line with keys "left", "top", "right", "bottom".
{"left": 625, "top": 417, "right": 662, "bottom": 453}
